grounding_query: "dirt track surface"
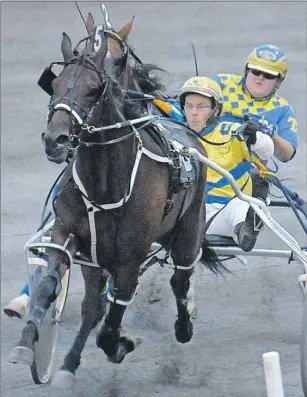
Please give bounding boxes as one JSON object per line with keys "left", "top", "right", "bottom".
{"left": 1, "top": 2, "right": 307, "bottom": 397}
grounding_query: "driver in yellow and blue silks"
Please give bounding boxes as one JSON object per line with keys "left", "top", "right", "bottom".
{"left": 176, "top": 76, "right": 274, "bottom": 249}
{"left": 168, "top": 45, "right": 297, "bottom": 162}
{"left": 211, "top": 44, "right": 297, "bottom": 163}
{"left": 158, "top": 44, "right": 298, "bottom": 253}
{"left": 209, "top": 44, "right": 298, "bottom": 247}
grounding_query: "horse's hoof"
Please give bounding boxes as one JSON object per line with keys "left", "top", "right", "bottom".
{"left": 107, "top": 336, "right": 141, "bottom": 364}
{"left": 175, "top": 319, "right": 193, "bottom": 343}
{"left": 107, "top": 343, "right": 126, "bottom": 364}
{"left": 52, "top": 370, "right": 76, "bottom": 390}
{"left": 9, "top": 346, "right": 34, "bottom": 365}
{"left": 4, "top": 294, "right": 29, "bottom": 319}
{"left": 119, "top": 334, "right": 142, "bottom": 353}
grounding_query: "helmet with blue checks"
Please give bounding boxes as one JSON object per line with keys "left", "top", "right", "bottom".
{"left": 246, "top": 44, "right": 288, "bottom": 80}
{"left": 178, "top": 76, "right": 224, "bottom": 117}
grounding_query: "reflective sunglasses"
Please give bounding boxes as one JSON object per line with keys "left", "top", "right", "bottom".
{"left": 249, "top": 68, "right": 278, "bottom": 80}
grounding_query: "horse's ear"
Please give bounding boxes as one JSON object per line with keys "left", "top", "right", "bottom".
{"left": 61, "top": 32, "right": 74, "bottom": 63}
{"left": 117, "top": 16, "right": 135, "bottom": 41}
{"left": 86, "top": 12, "right": 95, "bottom": 34}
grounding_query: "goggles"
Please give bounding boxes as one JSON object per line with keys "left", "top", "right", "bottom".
{"left": 249, "top": 68, "right": 278, "bottom": 80}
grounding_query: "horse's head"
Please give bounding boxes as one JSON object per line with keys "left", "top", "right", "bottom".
{"left": 42, "top": 12, "right": 134, "bottom": 163}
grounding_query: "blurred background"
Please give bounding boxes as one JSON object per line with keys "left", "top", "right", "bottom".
{"left": 1, "top": 2, "right": 306, "bottom": 397}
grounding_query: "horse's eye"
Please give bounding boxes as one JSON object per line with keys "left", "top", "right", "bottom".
{"left": 86, "top": 85, "right": 98, "bottom": 96}
{"left": 87, "top": 85, "right": 97, "bottom": 91}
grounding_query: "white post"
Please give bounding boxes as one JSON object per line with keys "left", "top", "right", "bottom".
{"left": 263, "top": 351, "right": 285, "bottom": 397}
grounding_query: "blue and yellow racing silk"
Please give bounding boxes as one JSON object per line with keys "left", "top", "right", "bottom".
{"left": 199, "top": 121, "right": 252, "bottom": 204}
{"left": 210, "top": 74, "right": 298, "bottom": 151}
{"left": 154, "top": 99, "right": 254, "bottom": 205}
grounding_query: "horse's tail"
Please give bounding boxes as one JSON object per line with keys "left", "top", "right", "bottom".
{"left": 200, "top": 237, "right": 230, "bottom": 275}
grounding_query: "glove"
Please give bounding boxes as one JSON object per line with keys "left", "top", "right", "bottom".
{"left": 257, "top": 117, "right": 276, "bottom": 138}
{"left": 242, "top": 117, "right": 275, "bottom": 142}
{"left": 250, "top": 131, "right": 274, "bottom": 160}
{"left": 242, "top": 121, "right": 258, "bottom": 146}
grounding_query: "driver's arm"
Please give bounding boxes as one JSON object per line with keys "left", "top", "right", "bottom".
{"left": 273, "top": 134, "right": 296, "bottom": 162}
{"left": 274, "top": 106, "right": 297, "bottom": 162}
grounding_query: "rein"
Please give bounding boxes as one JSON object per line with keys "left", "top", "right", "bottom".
{"left": 79, "top": 130, "right": 135, "bottom": 147}
{"left": 79, "top": 116, "right": 158, "bottom": 146}
{"left": 192, "top": 129, "right": 231, "bottom": 146}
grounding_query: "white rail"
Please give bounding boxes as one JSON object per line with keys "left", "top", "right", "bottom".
{"left": 263, "top": 351, "right": 285, "bottom": 397}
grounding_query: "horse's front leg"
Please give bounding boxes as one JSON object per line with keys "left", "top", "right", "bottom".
{"left": 52, "top": 266, "right": 108, "bottom": 390}
{"left": 9, "top": 220, "right": 76, "bottom": 366}
{"left": 96, "top": 270, "right": 141, "bottom": 363}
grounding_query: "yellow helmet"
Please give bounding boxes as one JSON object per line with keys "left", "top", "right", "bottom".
{"left": 178, "top": 76, "right": 223, "bottom": 116}
{"left": 246, "top": 44, "right": 288, "bottom": 80}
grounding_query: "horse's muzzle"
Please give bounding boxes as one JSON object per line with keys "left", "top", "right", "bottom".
{"left": 42, "top": 132, "right": 69, "bottom": 164}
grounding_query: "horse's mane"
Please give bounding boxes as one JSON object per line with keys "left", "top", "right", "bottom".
{"left": 89, "top": 56, "right": 169, "bottom": 124}
{"left": 130, "top": 63, "right": 168, "bottom": 96}
{"left": 113, "top": 62, "right": 167, "bottom": 120}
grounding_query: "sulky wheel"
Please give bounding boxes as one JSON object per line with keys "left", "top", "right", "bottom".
{"left": 29, "top": 266, "right": 58, "bottom": 384}
{"left": 300, "top": 281, "right": 307, "bottom": 396}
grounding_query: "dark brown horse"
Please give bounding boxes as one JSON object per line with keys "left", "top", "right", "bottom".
{"left": 9, "top": 13, "right": 223, "bottom": 389}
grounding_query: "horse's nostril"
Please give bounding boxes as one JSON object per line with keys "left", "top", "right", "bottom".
{"left": 42, "top": 135, "right": 52, "bottom": 147}
{"left": 56, "top": 135, "right": 69, "bottom": 145}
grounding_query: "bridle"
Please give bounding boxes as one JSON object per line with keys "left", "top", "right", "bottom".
{"left": 43, "top": 29, "right": 144, "bottom": 150}
{"left": 47, "top": 54, "right": 106, "bottom": 124}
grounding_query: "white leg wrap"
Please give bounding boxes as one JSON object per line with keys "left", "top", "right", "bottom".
{"left": 107, "top": 281, "right": 139, "bottom": 306}
{"left": 187, "top": 266, "right": 198, "bottom": 318}
{"left": 187, "top": 272, "right": 196, "bottom": 301}
{"left": 172, "top": 248, "right": 202, "bottom": 270}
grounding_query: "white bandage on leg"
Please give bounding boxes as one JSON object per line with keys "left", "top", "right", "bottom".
{"left": 171, "top": 248, "right": 202, "bottom": 270}
{"left": 107, "top": 281, "right": 139, "bottom": 306}
{"left": 187, "top": 271, "right": 197, "bottom": 318}
{"left": 171, "top": 250, "right": 201, "bottom": 319}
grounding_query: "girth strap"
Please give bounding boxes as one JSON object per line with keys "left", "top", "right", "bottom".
{"left": 72, "top": 147, "right": 173, "bottom": 211}
{"left": 72, "top": 161, "right": 100, "bottom": 263}
{"left": 72, "top": 148, "right": 174, "bottom": 263}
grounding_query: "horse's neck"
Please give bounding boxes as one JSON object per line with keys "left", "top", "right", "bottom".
{"left": 76, "top": 95, "right": 137, "bottom": 206}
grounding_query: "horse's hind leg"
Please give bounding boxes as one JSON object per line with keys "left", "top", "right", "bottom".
{"left": 170, "top": 265, "right": 196, "bottom": 343}
{"left": 187, "top": 271, "right": 197, "bottom": 318}
{"left": 9, "top": 220, "right": 76, "bottom": 366}
{"left": 52, "top": 265, "right": 107, "bottom": 390}
{"left": 170, "top": 189, "right": 205, "bottom": 343}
